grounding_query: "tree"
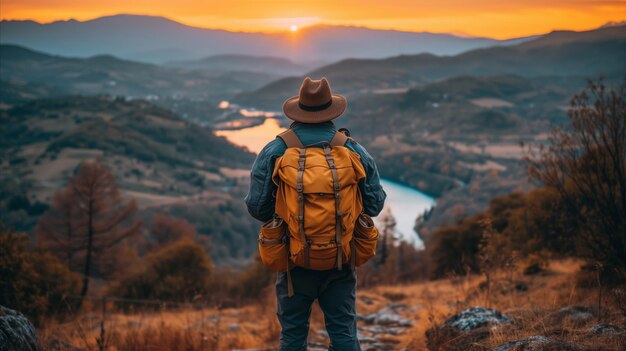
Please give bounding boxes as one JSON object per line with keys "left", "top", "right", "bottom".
{"left": 377, "top": 207, "right": 397, "bottom": 266}
{"left": 36, "top": 188, "right": 79, "bottom": 269}
{"left": 526, "top": 79, "right": 626, "bottom": 279}
{"left": 37, "top": 158, "right": 141, "bottom": 298}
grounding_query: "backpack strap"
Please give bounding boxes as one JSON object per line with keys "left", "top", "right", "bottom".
{"left": 296, "top": 148, "right": 310, "bottom": 268}
{"left": 330, "top": 130, "right": 349, "bottom": 147}
{"left": 278, "top": 129, "right": 304, "bottom": 148}
{"left": 322, "top": 144, "right": 344, "bottom": 270}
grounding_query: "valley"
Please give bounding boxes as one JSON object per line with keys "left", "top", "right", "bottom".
{"left": 1, "top": 22, "right": 624, "bottom": 262}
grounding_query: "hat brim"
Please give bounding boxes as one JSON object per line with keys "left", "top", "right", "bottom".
{"left": 282, "top": 94, "right": 347, "bottom": 123}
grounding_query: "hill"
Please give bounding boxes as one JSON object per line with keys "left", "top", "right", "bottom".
{"left": 0, "top": 96, "right": 258, "bottom": 263}
{"left": 234, "top": 25, "right": 626, "bottom": 109}
{"left": 0, "top": 14, "right": 533, "bottom": 63}
{"left": 165, "top": 54, "right": 315, "bottom": 76}
{"left": 0, "top": 44, "right": 279, "bottom": 101}
{"left": 342, "top": 74, "right": 595, "bottom": 232}
{"left": 0, "top": 80, "right": 67, "bottom": 105}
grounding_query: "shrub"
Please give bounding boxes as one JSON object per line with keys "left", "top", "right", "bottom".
{"left": 427, "top": 188, "right": 579, "bottom": 279}
{"left": 110, "top": 239, "right": 213, "bottom": 302}
{"left": 0, "top": 230, "right": 80, "bottom": 324}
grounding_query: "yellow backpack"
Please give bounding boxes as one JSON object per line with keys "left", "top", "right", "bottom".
{"left": 258, "top": 129, "right": 379, "bottom": 296}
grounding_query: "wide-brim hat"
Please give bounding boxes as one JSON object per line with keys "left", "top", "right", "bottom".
{"left": 283, "top": 77, "right": 346, "bottom": 123}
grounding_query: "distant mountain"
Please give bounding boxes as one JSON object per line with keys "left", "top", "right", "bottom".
{"left": 234, "top": 25, "right": 626, "bottom": 109}
{"left": 0, "top": 44, "right": 279, "bottom": 101}
{"left": 165, "top": 54, "right": 315, "bottom": 76}
{"left": 0, "top": 14, "right": 534, "bottom": 64}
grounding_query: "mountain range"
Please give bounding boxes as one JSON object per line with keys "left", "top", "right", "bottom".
{"left": 234, "top": 25, "right": 626, "bottom": 109}
{"left": 0, "top": 14, "right": 536, "bottom": 64}
{"left": 0, "top": 44, "right": 279, "bottom": 102}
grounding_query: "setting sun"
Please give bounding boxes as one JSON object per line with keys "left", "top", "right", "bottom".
{"left": 1, "top": 0, "right": 624, "bottom": 38}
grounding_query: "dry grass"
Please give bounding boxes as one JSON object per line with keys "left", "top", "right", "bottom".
{"left": 39, "top": 260, "right": 626, "bottom": 351}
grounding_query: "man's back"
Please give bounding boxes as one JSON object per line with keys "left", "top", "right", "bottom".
{"left": 245, "top": 121, "right": 386, "bottom": 222}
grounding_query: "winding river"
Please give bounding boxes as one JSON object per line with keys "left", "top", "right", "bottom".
{"left": 217, "top": 118, "right": 435, "bottom": 247}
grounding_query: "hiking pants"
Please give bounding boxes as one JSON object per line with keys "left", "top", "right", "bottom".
{"left": 276, "top": 265, "right": 361, "bottom": 351}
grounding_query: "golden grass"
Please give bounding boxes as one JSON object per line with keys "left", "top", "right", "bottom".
{"left": 39, "top": 260, "right": 625, "bottom": 351}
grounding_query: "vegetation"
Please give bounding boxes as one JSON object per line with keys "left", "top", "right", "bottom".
{"left": 0, "top": 24, "right": 624, "bottom": 351}
{"left": 0, "top": 229, "right": 80, "bottom": 324}
{"left": 36, "top": 158, "right": 142, "bottom": 298}
{"left": 0, "top": 96, "right": 259, "bottom": 260}
{"left": 427, "top": 80, "right": 625, "bottom": 283}
{"left": 527, "top": 80, "right": 626, "bottom": 281}
{"left": 110, "top": 239, "right": 213, "bottom": 303}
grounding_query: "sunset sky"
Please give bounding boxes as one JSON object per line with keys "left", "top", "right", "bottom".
{"left": 2, "top": 0, "right": 625, "bottom": 39}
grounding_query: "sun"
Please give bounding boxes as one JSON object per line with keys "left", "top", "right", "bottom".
{"left": 289, "top": 24, "right": 299, "bottom": 32}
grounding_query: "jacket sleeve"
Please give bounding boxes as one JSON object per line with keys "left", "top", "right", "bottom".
{"left": 245, "top": 139, "right": 285, "bottom": 222}
{"left": 347, "top": 139, "right": 387, "bottom": 217}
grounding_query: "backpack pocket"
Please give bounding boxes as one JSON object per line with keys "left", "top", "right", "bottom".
{"left": 353, "top": 213, "right": 379, "bottom": 266}
{"left": 258, "top": 218, "right": 289, "bottom": 272}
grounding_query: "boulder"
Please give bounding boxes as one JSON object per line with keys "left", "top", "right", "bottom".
{"left": 441, "top": 306, "right": 512, "bottom": 331}
{"left": 426, "top": 307, "right": 511, "bottom": 351}
{"left": 491, "top": 335, "right": 581, "bottom": 351}
{"left": 0, "top": 306, "right": 38, "bottom": 351}
{"left": 587, "top": 323, "right": 626, "bottom": 335}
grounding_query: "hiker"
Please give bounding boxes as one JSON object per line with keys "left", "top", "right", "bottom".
{"left": 246, "top": 77, "right": 386, "bottom": 351}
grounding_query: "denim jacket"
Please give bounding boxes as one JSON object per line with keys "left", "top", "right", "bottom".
{"left": 245, "top": 121, "right": 387, "bottom": 222}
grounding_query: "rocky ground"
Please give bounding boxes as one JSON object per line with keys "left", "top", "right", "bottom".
{"left": 24, "top": 260, "right": 626, "bottom": 350}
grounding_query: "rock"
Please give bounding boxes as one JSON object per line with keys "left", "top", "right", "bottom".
{"left": 228, "top": 323, "right": 240, "bottom": 331}
{"left": 359, "top": 303, "right": 412, "bottom": 327}
{"left": 441, "top": 306, "right": 512, "bottom": 331}
{"left": 315, "top": 329, "right": 329, "bottom": 338}
{"left": 360, "top": 339, "right": 395, "bottom": 351}
{"left": 560, "top": 306, "right": 593, "bottom": 320}
{"left": 307, "top": 341, "right": 328, "bottom": 351}
{"left": 0, "top": 305, "right": 38, "bottom": 351}
{"left": 587, "top": 323, "right": 626, "bottom": 335}
{"left": 491, "top": 335, "right": 581, "bottom": 351}
{"left": 359, "top": 324, "right": 406, "bottom": 336}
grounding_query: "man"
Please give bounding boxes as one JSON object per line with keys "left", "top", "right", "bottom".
{"left": 245, "top": 77, "right": 386, "bottom": 350}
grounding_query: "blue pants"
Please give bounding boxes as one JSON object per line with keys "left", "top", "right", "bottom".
{"left": 276, "top": 266, "right": 361, "bottom": 351}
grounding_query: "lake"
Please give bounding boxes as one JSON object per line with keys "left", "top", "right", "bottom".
{"left": 216, "top": 118, "right": 435, "bottom": 247}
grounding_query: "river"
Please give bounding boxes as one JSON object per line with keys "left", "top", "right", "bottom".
{"left": 216, "top": 118, "right": 435, "bottom": 247}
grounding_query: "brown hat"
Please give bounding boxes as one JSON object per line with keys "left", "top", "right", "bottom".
{"left": 283, "top": 77, "right": 346, "bottom": 123}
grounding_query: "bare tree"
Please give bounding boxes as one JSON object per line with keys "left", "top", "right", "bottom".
{"left": 378, "top": 207, "right": 397, "bottom": 266}
{"left": 526, "top": 79, "right": 626, "bottom": 277}
{"left": 36, "top": 188, "right": 79, "bottom": 269}
{"left": 37, "top": 158, "right": 142, "bottom": 298}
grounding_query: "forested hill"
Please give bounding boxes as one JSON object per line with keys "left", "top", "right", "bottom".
{"left": 0, "top": 44, "right": 279, "bottom": 101}
{"left": 0, "top": 96, "right": 259, "bottom": 262}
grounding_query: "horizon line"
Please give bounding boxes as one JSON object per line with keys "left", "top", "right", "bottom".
{"left": 2, "top": 12, "right": 621, "bottom": 41}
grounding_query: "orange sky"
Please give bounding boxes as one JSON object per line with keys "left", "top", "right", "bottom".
{"left": 2, "top": 0, "right": 625, "bottom": 38}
